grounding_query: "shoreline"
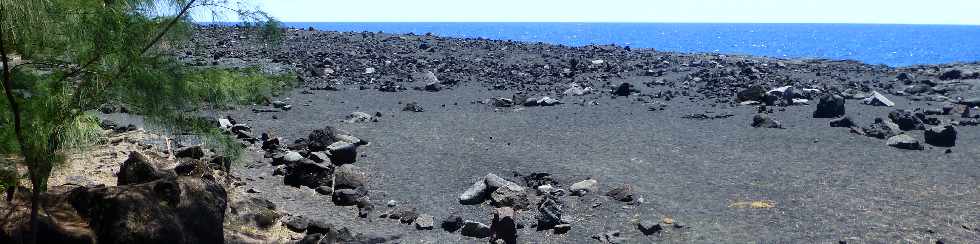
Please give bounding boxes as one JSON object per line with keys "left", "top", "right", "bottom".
{"left": 198, "top": 22, "right": 980, "bottom": 67}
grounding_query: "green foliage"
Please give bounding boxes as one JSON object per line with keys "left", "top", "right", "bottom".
{"left": 0, "top": 158, "right": 15, "bottom": 192}
{"left": 0, "top": 0, "right": 283, "bottom": 194}
{"left": 58, "top": 114, "right": 104, "bottom": 153}
{"left": 260, "top": 18, "right": 284, "bottom": 45}
{"left": 182, "top": 67, "right": 294, "bottom": 106}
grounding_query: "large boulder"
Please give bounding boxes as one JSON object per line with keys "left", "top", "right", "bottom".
{"left": 0, "top": 190, "right": 97, "bottom": 244}
{"left": 812, "top": 94, "right": 846, "bottom": 118}
{"left": 117, "top": 151, "right": 174, "bottom": 186}
{"left": 924, "top": 124, "right": 957, "bottom": 147}
{"left": 74, "top": 176, "right": 227, "bottom": 244}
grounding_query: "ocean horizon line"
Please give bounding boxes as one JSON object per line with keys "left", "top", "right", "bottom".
{"left": 197, "top": 22, "right": 980, "bottom": 67}
{"left": 200, "top": 21, "right": 980, "bottom": 27}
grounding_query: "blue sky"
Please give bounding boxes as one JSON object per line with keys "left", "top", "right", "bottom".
{"left": 201, "top": 0, "right": 980, "bottom": 25}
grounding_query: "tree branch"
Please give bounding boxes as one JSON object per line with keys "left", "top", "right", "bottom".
{"left": 72, "top": 0, "right": 199, "bottom": 112}
{"left": 141, "top": 0, "right": 197, "bottom": 54}
{"left": 1, "top": 3, "right": 38, "bottom": 244}
{"left": 61, "top": 53, "right": 101, "bottom": 81}
{"left": 0, "top": 0, "right": 25, "bottom": 150}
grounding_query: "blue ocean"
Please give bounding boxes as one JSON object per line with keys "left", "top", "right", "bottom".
{"left": 281, "top": 22, "right": 980, "bottom": 67}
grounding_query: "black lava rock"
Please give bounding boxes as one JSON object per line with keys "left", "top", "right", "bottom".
{"left": 736, "top": 85, "right": 767, "bottom": 102}
{"left": 613, "top": 82, "right": 637, "bottom": 96}
{"left": 403, "top": 102, "right": 425, "bottom": 112}
{"left": 441, "top": 215, "right": 464, "bottom": 232}
{"left": 296, "top": 233, "right": 322, "bottom": 244}
{"left": 605, "top": 184, "right": 636, "bottom": 202}
{"left": 813, "top": 94, "right": 846, "bottom": 118}
{"left": 536, "top": 196, "right": 564, "bottom": 229}
{"left": 306, "top": 220, "right": 334, "bottom": 235}
{"left": 327, "top": 142, "right": 358, "bottom": 165}
{"left": 638, "top": 220, "right": 662, "bottom": 235}
{"left": 117, "top": 151, "right": 174, "bottom": 186}
{"left": 924, "top": 124, "right": 957, "bottom": 147}
{"left": 862, "top": 118, "right": 901, "bottom": 139}
{"left": 285, "top": 216, "right": 311, "bottom": 232}
{"left": 490, "top": 207, "right": 517, "bottom": 244}
{"left": 282, "top": 160, "right": 333, "bottom": 189}
{"left": 888, "top": 109, "right": 924, "bottom": 131}
{"left": 751, "top": 114, "right": 783, "bottom": 129}
{"left": 332, "top": 188, "right": 367, "bottom": 206}
{"left": 307, "top": 127, "right": 339, "bottom": 152}
{"left": 829, "top": 116, "right": 856, "bottom": 128}
{"left": 175, "top": 145, "right": 205, "bottom": 159}
{"left": 460, "top": 221, "right": 492, "bottom": 238}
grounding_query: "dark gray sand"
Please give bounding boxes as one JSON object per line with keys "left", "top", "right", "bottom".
{"left": 176, "top": 27, "right": 980, "bottom": 243}
{"left": 223, "top": 84, "right": 979, "bottom": 243}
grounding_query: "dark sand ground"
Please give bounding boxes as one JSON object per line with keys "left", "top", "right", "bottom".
{"left": 223, "top": 82, "right": 980, "bottom": 243}
{"left": 155, "top": 26, "right": 980, "bottom": 243}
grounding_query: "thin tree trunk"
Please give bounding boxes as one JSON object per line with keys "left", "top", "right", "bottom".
{"left": 28, "top": 173, "right": 40, "bottom": 244}
{"left": 1, "top": 2, "right": 34, "bottom": 244}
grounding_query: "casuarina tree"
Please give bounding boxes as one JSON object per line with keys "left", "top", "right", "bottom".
{"left": 0, "top": 0, "right": 287, "bottom": 243}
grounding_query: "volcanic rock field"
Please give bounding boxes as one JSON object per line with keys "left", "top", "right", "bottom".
{"left": 178, "top": 26, "right": 980, "bottom": 243}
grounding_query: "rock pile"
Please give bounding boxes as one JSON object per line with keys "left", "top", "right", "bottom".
{"left": 1, "top": 149, "right": 229, "bottom": 244}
